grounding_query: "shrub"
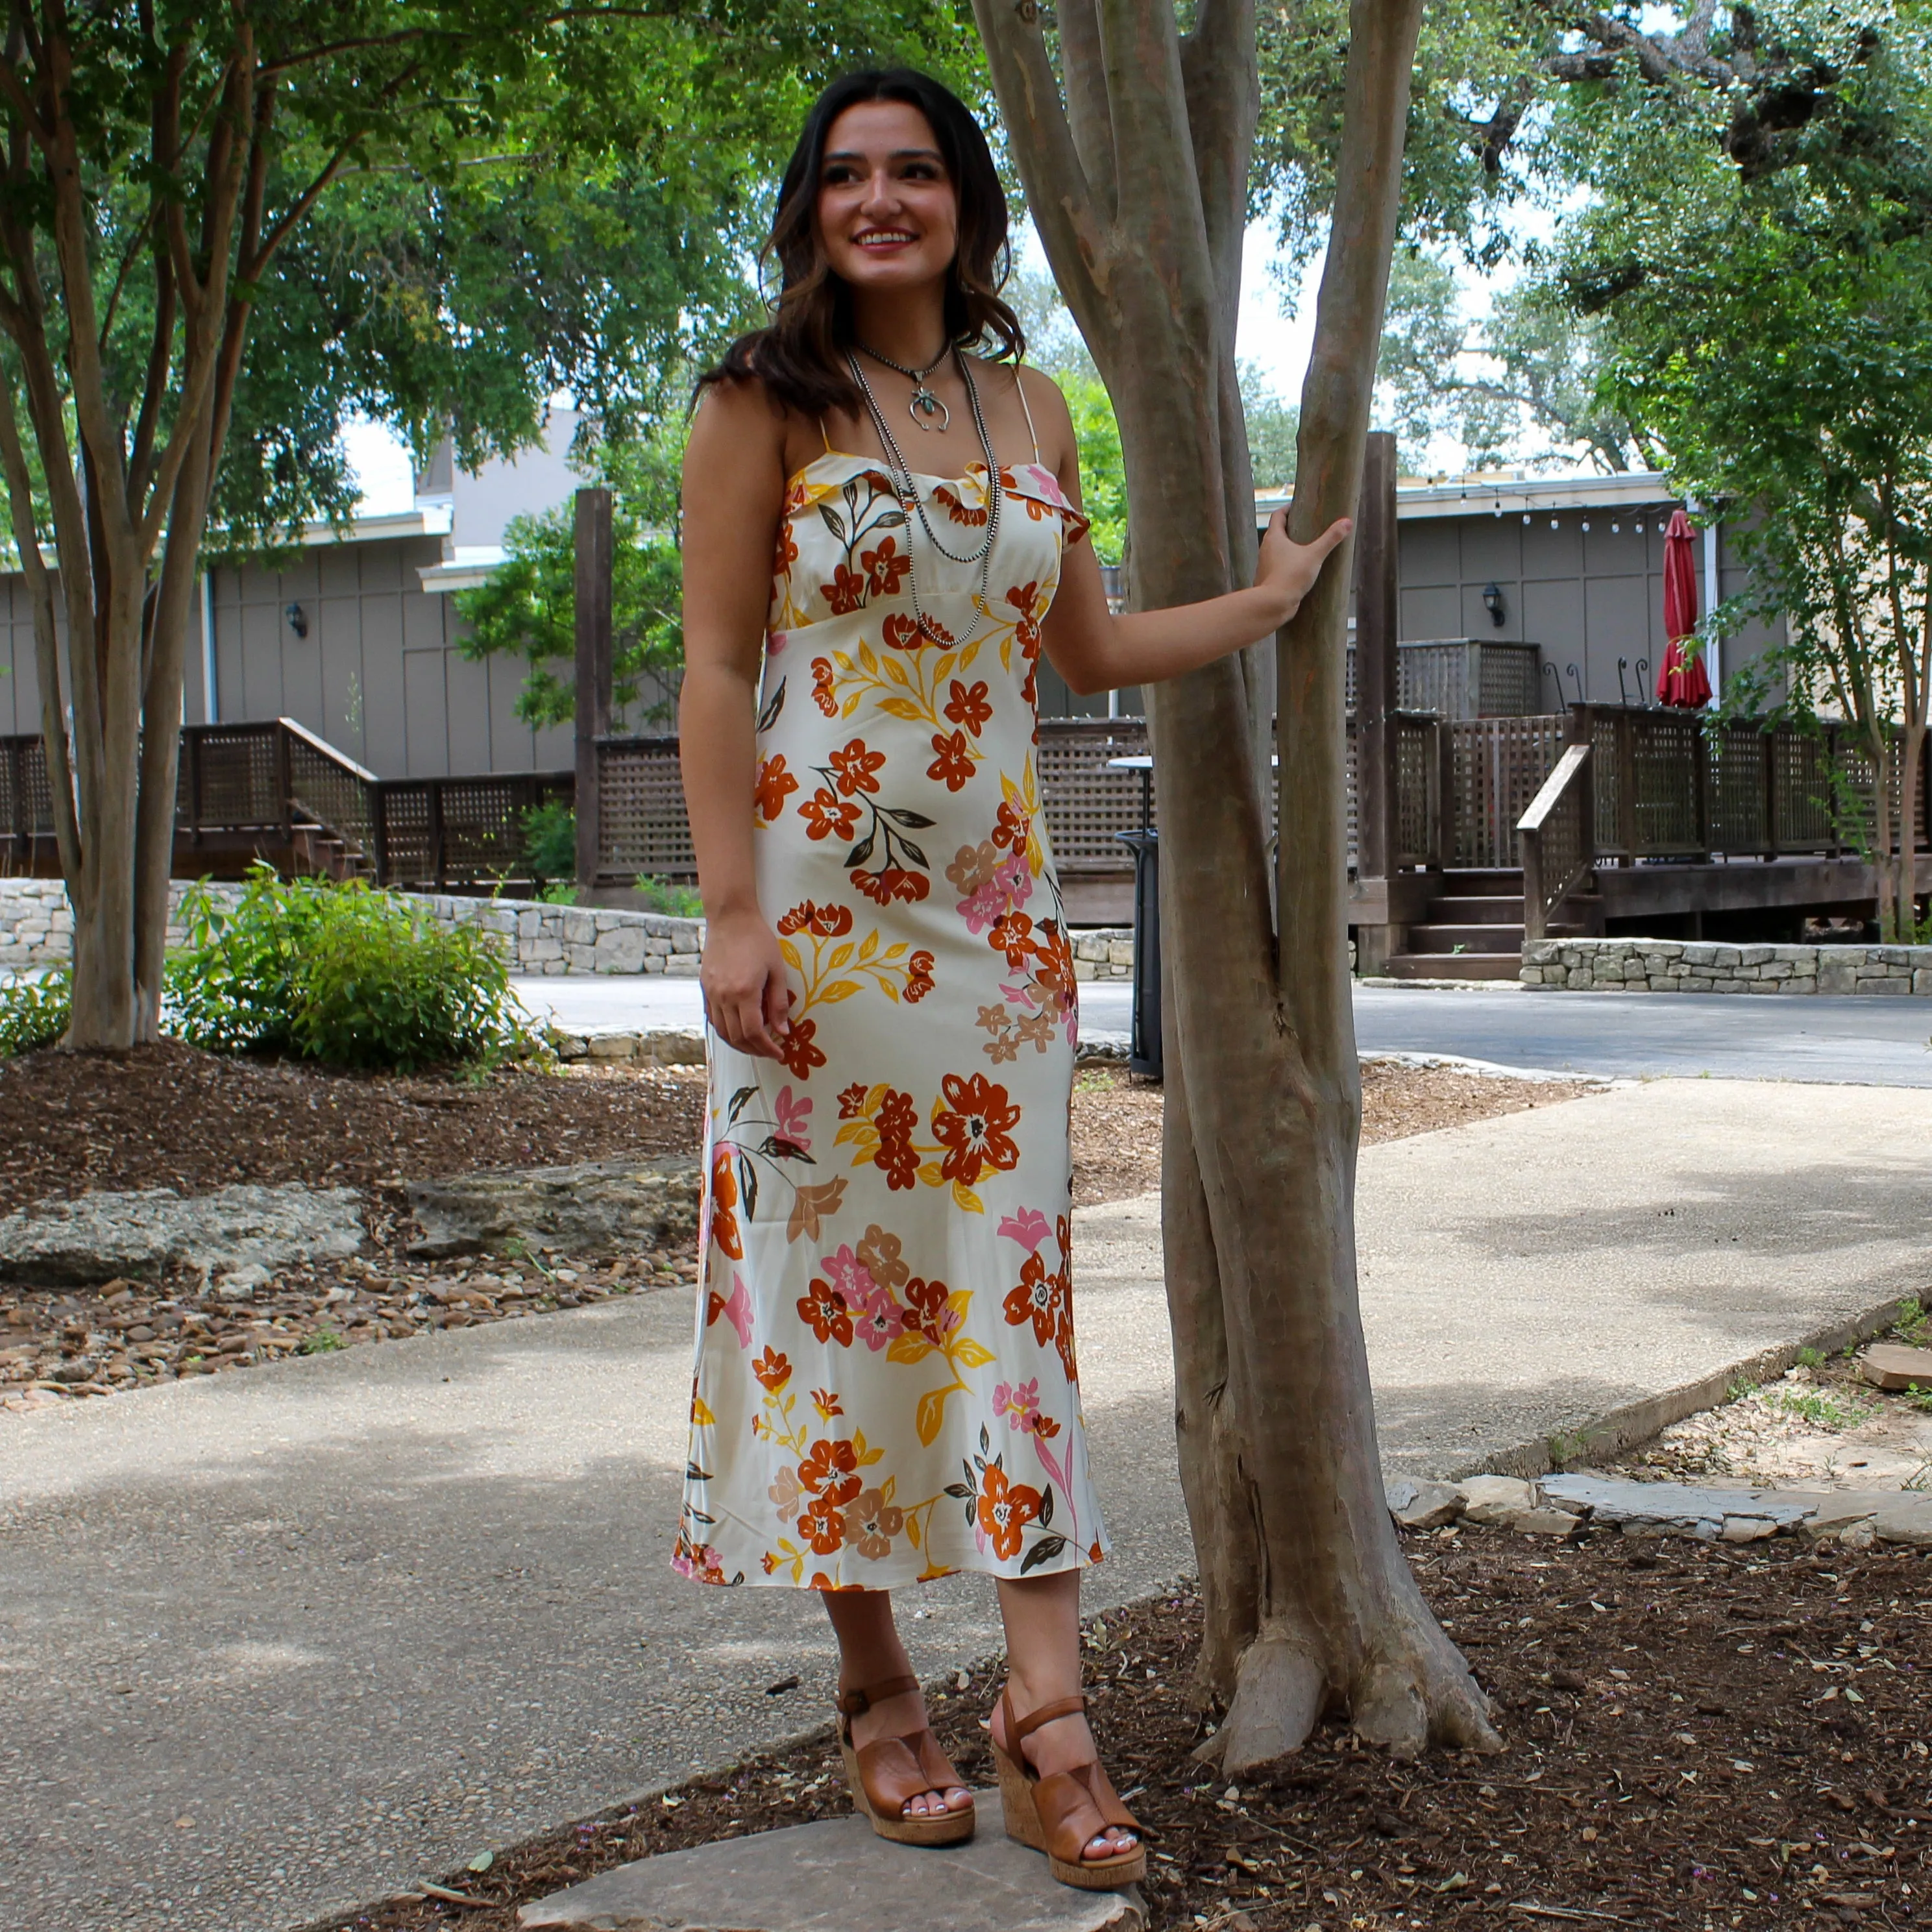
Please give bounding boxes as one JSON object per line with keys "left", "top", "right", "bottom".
{"left": 521, "top": 800, "right": 578, "bottom": 891}
{"left": 168, "top": 867, "right": 539, "bottom": 1072}
{"left": 633, "top": 874, "right": 704, "bottom": 919}
{"left": 0, "top": 970, "right": 71, "bottom": 1057}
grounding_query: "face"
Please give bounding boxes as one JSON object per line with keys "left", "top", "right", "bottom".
{"left": 814, "top": 99, "right": 959, "bottom": 299}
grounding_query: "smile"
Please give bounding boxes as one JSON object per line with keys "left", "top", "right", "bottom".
{"left": 854, "top": 230, "right": 918, "bottom": 247}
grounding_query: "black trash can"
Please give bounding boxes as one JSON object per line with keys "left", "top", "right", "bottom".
{"left": 1114, "top": 828, "right": 1161, "bottom": 1080}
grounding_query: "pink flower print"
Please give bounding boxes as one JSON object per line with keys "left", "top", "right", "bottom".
{"left": 849, "top": 1279, "right": 906, "bottom": 1352}
{"left": 997, "top": 1207, "right": 1052, "bottom": 1254}
{"left": 769, "top": 1466, "right": 804, "bottom": 1522}
{"left": 772, "top": 1084, "right": 813, "bottom": 1155}
{"left": 957, "top": 876, "right": 1005, "bottom": 935}
{"left": 715, "top": 1275, "right": 753, "bottom": 1347}
{"left": 995, "top": 849, "right": 1034, "bottom": 907}
{"left": 994, "top": 1378, "right": 1042, "bottom": 1431}
{"left": 822, "top": 1243, "right": 876, "bottom": 1309}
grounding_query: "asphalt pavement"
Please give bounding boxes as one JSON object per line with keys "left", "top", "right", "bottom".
{"left": 513, "top": 974, "right": 1932, "bottom": 1087}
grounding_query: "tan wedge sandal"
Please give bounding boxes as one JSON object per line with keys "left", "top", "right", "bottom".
{"left": 835, "top": 1673, "right": 976, "bottom": 1846}
{"left": 991, "top": 1689, "right": 1147, "bottom": 1890}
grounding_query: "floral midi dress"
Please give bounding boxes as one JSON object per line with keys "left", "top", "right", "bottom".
{"left": 674, "top": 433, "right": 1110, "bottom": 1591}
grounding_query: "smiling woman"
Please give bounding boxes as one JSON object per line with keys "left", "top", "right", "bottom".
{"left": 671, "top": 66, "right": 1349, "bottom": 1893}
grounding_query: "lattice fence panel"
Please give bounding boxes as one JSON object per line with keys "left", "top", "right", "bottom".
{"left": 1033, "top": 719, "right": 1151, "bottom": 872}
{"left": 1589, "top": 714, "right": 1625, "bottom": 855}
{"left": 180, "top": 726, "right": 280, "bottom": 830}
{"left": 378, "top": 786, "right": 435, "bottom": 886}
{"left": 1449, "top": 716, "right": 1567, "bottom": 867}
{"left": 598, "top": 737, "right": 696, "bottom": 880}
{"left": 436, "top": 774, "right": 572, "bottom": 885}
{"left": 1475, "top": 644, "right": 1545, "bottom": 719}
{"left": 1392, "top": 717, "right": 1436, "bottom": 867}
{"left": 1629, "top": 711, "right": 1705, "bottom": 854}
{"left": 286, "top": 729, "right": 376, "bottom": 855}
{"left": 1, "top": 733, "right": 53, "bottom": 871}
{"left": 1707, "top": 721, "right": 1770, "bottom": 856}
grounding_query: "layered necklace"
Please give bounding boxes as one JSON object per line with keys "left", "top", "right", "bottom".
{"left": 848, "top": 345, "right": 1001, "bottom": 645}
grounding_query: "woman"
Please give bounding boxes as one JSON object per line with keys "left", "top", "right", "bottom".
{"left": 676, "top": 67, "right": 1347, "bottom": 1890}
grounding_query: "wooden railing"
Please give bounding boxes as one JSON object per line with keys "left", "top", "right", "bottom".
{"left": 3, "top": 720, "right": 572, "bottom": 890}
{"left": 1518, "top": 743, "right": 1595, "bottom": 942}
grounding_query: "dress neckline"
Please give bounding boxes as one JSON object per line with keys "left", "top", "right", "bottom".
{"left": 785, "top": 448, "right": 1057, "bottom": 495}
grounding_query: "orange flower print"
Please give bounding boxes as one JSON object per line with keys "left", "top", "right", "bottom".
{"left": 992, "top": 796, "right": 1029, "bottom": 852}
{"left": 886, "top": 609, "right": 955, "bottom": 650}
{"left": 777, "top": 1016, "right": 826, "bottom": 1082}
{"left": 811, "top": 657, "right": 838, "bottom": 716}
{"left": 837, "top": 1081, "right": 870, "bottom": 1119}
{"left": 874, "top": 1088, "right": 919, "bottom": 1190}
{"left": 904, "top": 949, "right": 935, "bottom": 1003}
{"left": 707, "top": 1147, "right": 742, "bottom": 1261}
{"left": 827, "top": 738, "right": 886, "bottom": 797}
{"left": 755, "top": 753, "right": 799, "bottom": 822}
{"left": 774, "top": 519, "right": 799, "bottom": 576}
{"left": 844, "top": 1488, "right": 905, "bottom": 1560}
{"left": 988, "top": 911, "right": 1035, "bottom": 971}
{"left": 944, "top": 678, "right": 993, "bottom": 735}
{"left": 1003, "top": 1249, "right": 1065, "bottom": 1349}
{"left": 778, "top": 901, "right": 854, "bottom": 937}
{"left": 800, "top": 1436, "right": 863, "bottom": 1508}
{"left": 798, "top": 1498, "right": 846, "bottom": 1554}
{"left": 797, "top": 1274, "right": 853, "bottom": 1347}
{"left": 903, "top": 1274, "right": 959, "bottom": 1349}
{"left": 862, "top": 537, "right": 911, "bottom": 598}
{"left": 932, "top": 1072, "right": 1021, "bottom": 1186}
{"left": 822, "top": 563, "right": 866, "bottom": 615}
{"left": 800, "top": 787, "right": 861, "bottom": 842}
{"left": 977, "top": 1461, "right": 1044, "bottom": 1562}
{"left": 753, "top": 1346, "right": 791, "bottom": 1392}
{"left": 927, "top": 729, "right": 975, "bottom": 792}
{"left": 854, "top": 866, "right": 930, "bottom": 906}
{"left": 934, "top": 482, "right": 988, "bottom": 527}
{"left": 812, "top": 1388, "right": 844, "bottom": 1421}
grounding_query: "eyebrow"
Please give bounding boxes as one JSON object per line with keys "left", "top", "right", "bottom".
{"left": 823, "top": 147, "right": 945, "bottom": 164}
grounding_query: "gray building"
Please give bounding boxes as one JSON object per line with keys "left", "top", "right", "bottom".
{"left": 0, "top": 461, "right": 1785, "bottom": 777}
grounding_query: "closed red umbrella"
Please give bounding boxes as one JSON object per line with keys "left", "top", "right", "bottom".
{"left": 1656, "top": 507, "right": 1711, "bottom": 707}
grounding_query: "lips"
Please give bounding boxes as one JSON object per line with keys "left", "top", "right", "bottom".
{"left": 854, "top": 230, "right": 918, "bottom": 248}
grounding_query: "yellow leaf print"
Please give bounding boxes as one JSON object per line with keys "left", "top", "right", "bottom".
{"left": 915, "top": 1386, "right": 948, "bottom": 1447}
{"left": 952, "top": 1336, "right": 996, "bottom": 1369}
{"left": 951, "top": 1180, "right": 985, "bottom": 1214}
{"left": 887, "top": 1332, "right": 935, "bottom": 1366}
{"left": 691, "top": 1395, "right": 716, "bottom": 1426}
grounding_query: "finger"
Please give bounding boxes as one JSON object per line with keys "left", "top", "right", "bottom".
{"left": 763, "top": 967, "right": 793, "bottom": 1040}
{"left": 737, "top": 993, "right": 783, "bottom": 1060}
{"left": 1315, "top": 514, "right": 1354, "bottom": 556}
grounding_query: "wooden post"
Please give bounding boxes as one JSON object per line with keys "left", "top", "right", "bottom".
{"left": 574, "top": 486, "right": 614, "bottom": 892}
{"left": 1352, "top": 432, "right": 1399, "bottom": 879}
{"left": 1351, "top": 433, "right": 1400, "bottom": 970}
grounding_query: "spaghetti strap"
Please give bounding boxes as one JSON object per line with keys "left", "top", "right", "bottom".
{"left": 1015, "top": 372, "right": 1042, "bottom": 463}
{"left": 817, "top": 417, "right": 834, "bottom": 453}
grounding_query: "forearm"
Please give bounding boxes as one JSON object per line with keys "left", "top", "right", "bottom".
{"left": 678, "top": 659, "right": 762, "bottom": 918}
{"left": 1073, "top": 585, "right": 1291, "bottom": 695}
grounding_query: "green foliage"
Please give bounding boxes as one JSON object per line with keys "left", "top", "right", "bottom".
{"left": 456, "top": 424, "right": 688, "bottom": 727}
{"left": 521, "top": 802, "right": 580, "bottom": 890}
{"left": 1795, "top": 1347, "right": 1826, "bottom": 1370}
{"left": 167, "top": 868, "right": 537, "bottom": 1072}
{"left": 299, "top": 1329, "right": 346, "bottom": 1356}
{"left": 1766, "top": 1384, "right": 1865, "bottom": 1432}
{"left": 1240, "top": 366, "right": 1301, "bottom": 493}
{"left": 1898, "top": 1297, "right": 1929, "bottom": 1345}
{"left": 0, "top": 972, "right": 71, "bottom": 1058}
{"left": 633, "top": 876, "right": 706, "bottom": 920}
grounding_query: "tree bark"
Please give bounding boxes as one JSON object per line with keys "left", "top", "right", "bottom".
{"left": 976, "top": 0, "right": 1498, "bottom": 1765}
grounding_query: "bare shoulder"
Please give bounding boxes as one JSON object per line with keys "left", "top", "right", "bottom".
{"left": 685, "top": 375, "right": 794, "bottom": 491}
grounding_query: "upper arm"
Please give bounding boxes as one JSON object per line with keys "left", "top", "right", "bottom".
{"left": 680, "top": 380, "right": 790, "bottom": 683}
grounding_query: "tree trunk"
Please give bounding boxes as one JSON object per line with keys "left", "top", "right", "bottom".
{"left": 977, "top": 0, "right": 1498, "bottom": 1765}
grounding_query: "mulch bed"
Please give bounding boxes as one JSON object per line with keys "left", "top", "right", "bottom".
{"left": 0, "top": 1044, "right": 706, "bottom": 1406}
{"left": 299, "top": 1528, "right": 1930, "bottom": 1931}
{"left": 2, "top": 1045, "right": 1595, "bottom": 1408}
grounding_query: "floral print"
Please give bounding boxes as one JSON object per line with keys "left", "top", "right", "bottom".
{"left": 679, "top": 446, "right": 1104, "bottom": 1589}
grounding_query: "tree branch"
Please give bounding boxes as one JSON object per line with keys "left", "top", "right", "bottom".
{"left": 1055, "top": 0, "right": 1116, "bottom": 227}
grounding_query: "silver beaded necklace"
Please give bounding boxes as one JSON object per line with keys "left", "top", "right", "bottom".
{"left": 847, "top": 347, "right": 1003, "bottom": 643}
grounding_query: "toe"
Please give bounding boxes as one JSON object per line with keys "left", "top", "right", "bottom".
{"left": 945, "top": 1785, "right": 973, "bottom": 1811}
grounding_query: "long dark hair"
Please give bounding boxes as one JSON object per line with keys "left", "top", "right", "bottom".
{"left": 699, "top": 69, "right": 1023, "bottom": 419}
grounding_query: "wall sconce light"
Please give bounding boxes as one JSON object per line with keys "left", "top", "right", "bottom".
{"left": 286, "top": 602, "right": 309, "bottom": 639}
{"left": 1482, "top": 581, "right": 1506, "bottom": 628}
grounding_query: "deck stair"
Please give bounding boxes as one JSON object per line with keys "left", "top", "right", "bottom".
{"left": 1382, "top": 868, "right": 1598, "bottom": 981}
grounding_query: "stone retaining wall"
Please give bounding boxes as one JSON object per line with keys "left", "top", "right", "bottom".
{"left": 1070, "top": 927, "right": 1133, "bottom": 981}
{"left": 0, "top": 878, "right": 703, "bottom": 979}
{"left": 1522, "top": 936, "right": 1932, "bottom": 995}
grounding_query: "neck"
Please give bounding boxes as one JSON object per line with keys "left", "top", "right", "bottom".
{"left": 847, "top": 285, "right": 950, "bottom": 370}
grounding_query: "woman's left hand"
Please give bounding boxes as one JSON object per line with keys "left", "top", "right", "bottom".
{"left": 1255, "top": 507, "right": 1354, "bottom": 626}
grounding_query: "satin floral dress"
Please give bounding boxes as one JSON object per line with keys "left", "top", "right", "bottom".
{"left": 675, "top": 435, "right": 1111, "bottom": 1590}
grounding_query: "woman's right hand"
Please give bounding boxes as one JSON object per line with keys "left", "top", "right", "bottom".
{"left": 700, "top": 905, "right": 792, "bottom": 1060}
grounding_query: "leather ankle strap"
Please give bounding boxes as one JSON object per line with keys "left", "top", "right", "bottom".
{"left": 837, "top": 1672, "right": 919, "bottom": 1717}
{"left": 1010, "top": 1691, "right": 1087, "bottom": 1742}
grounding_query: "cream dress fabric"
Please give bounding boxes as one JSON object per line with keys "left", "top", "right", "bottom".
{"left": 674, "top": 405, "right": 1110, "bottom": 1590}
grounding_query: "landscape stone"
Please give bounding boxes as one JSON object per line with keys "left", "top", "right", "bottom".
{"left": 1505, "top": 1507, "right": 1581, "bottom": 1535}
{"left": 1540, "top": 1473, "right": 1817, "bottom": 1540}
{"left": 1386, "top": 1476, "right": 1465, "bottom": 1528}
{"left": 1459, "top": 1474, "right": 1534, "bottom": 1524}
{"left": 1857, "top": 1342, "right": 1932, "bottom": 1391}
{"left": 1870, "top": 1493, "right": 1932, "bottom": 1547}
{"left": 0, "top": 1183, "right": 363, "bottom": 1285}
{"left": 517, "top": 1801, "right": 1145, "bottom": 1931}
{"left": 406, "top": 1154, "right": 701, "bottom": 1259}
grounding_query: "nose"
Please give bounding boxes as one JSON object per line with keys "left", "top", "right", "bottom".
{"left": 858, "top": 167, "right": 903, "bottom": 223}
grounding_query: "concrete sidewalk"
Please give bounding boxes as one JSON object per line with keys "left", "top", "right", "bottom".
{"left": 2, "top": 1081, "right": 1929, "bottom": 1932}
